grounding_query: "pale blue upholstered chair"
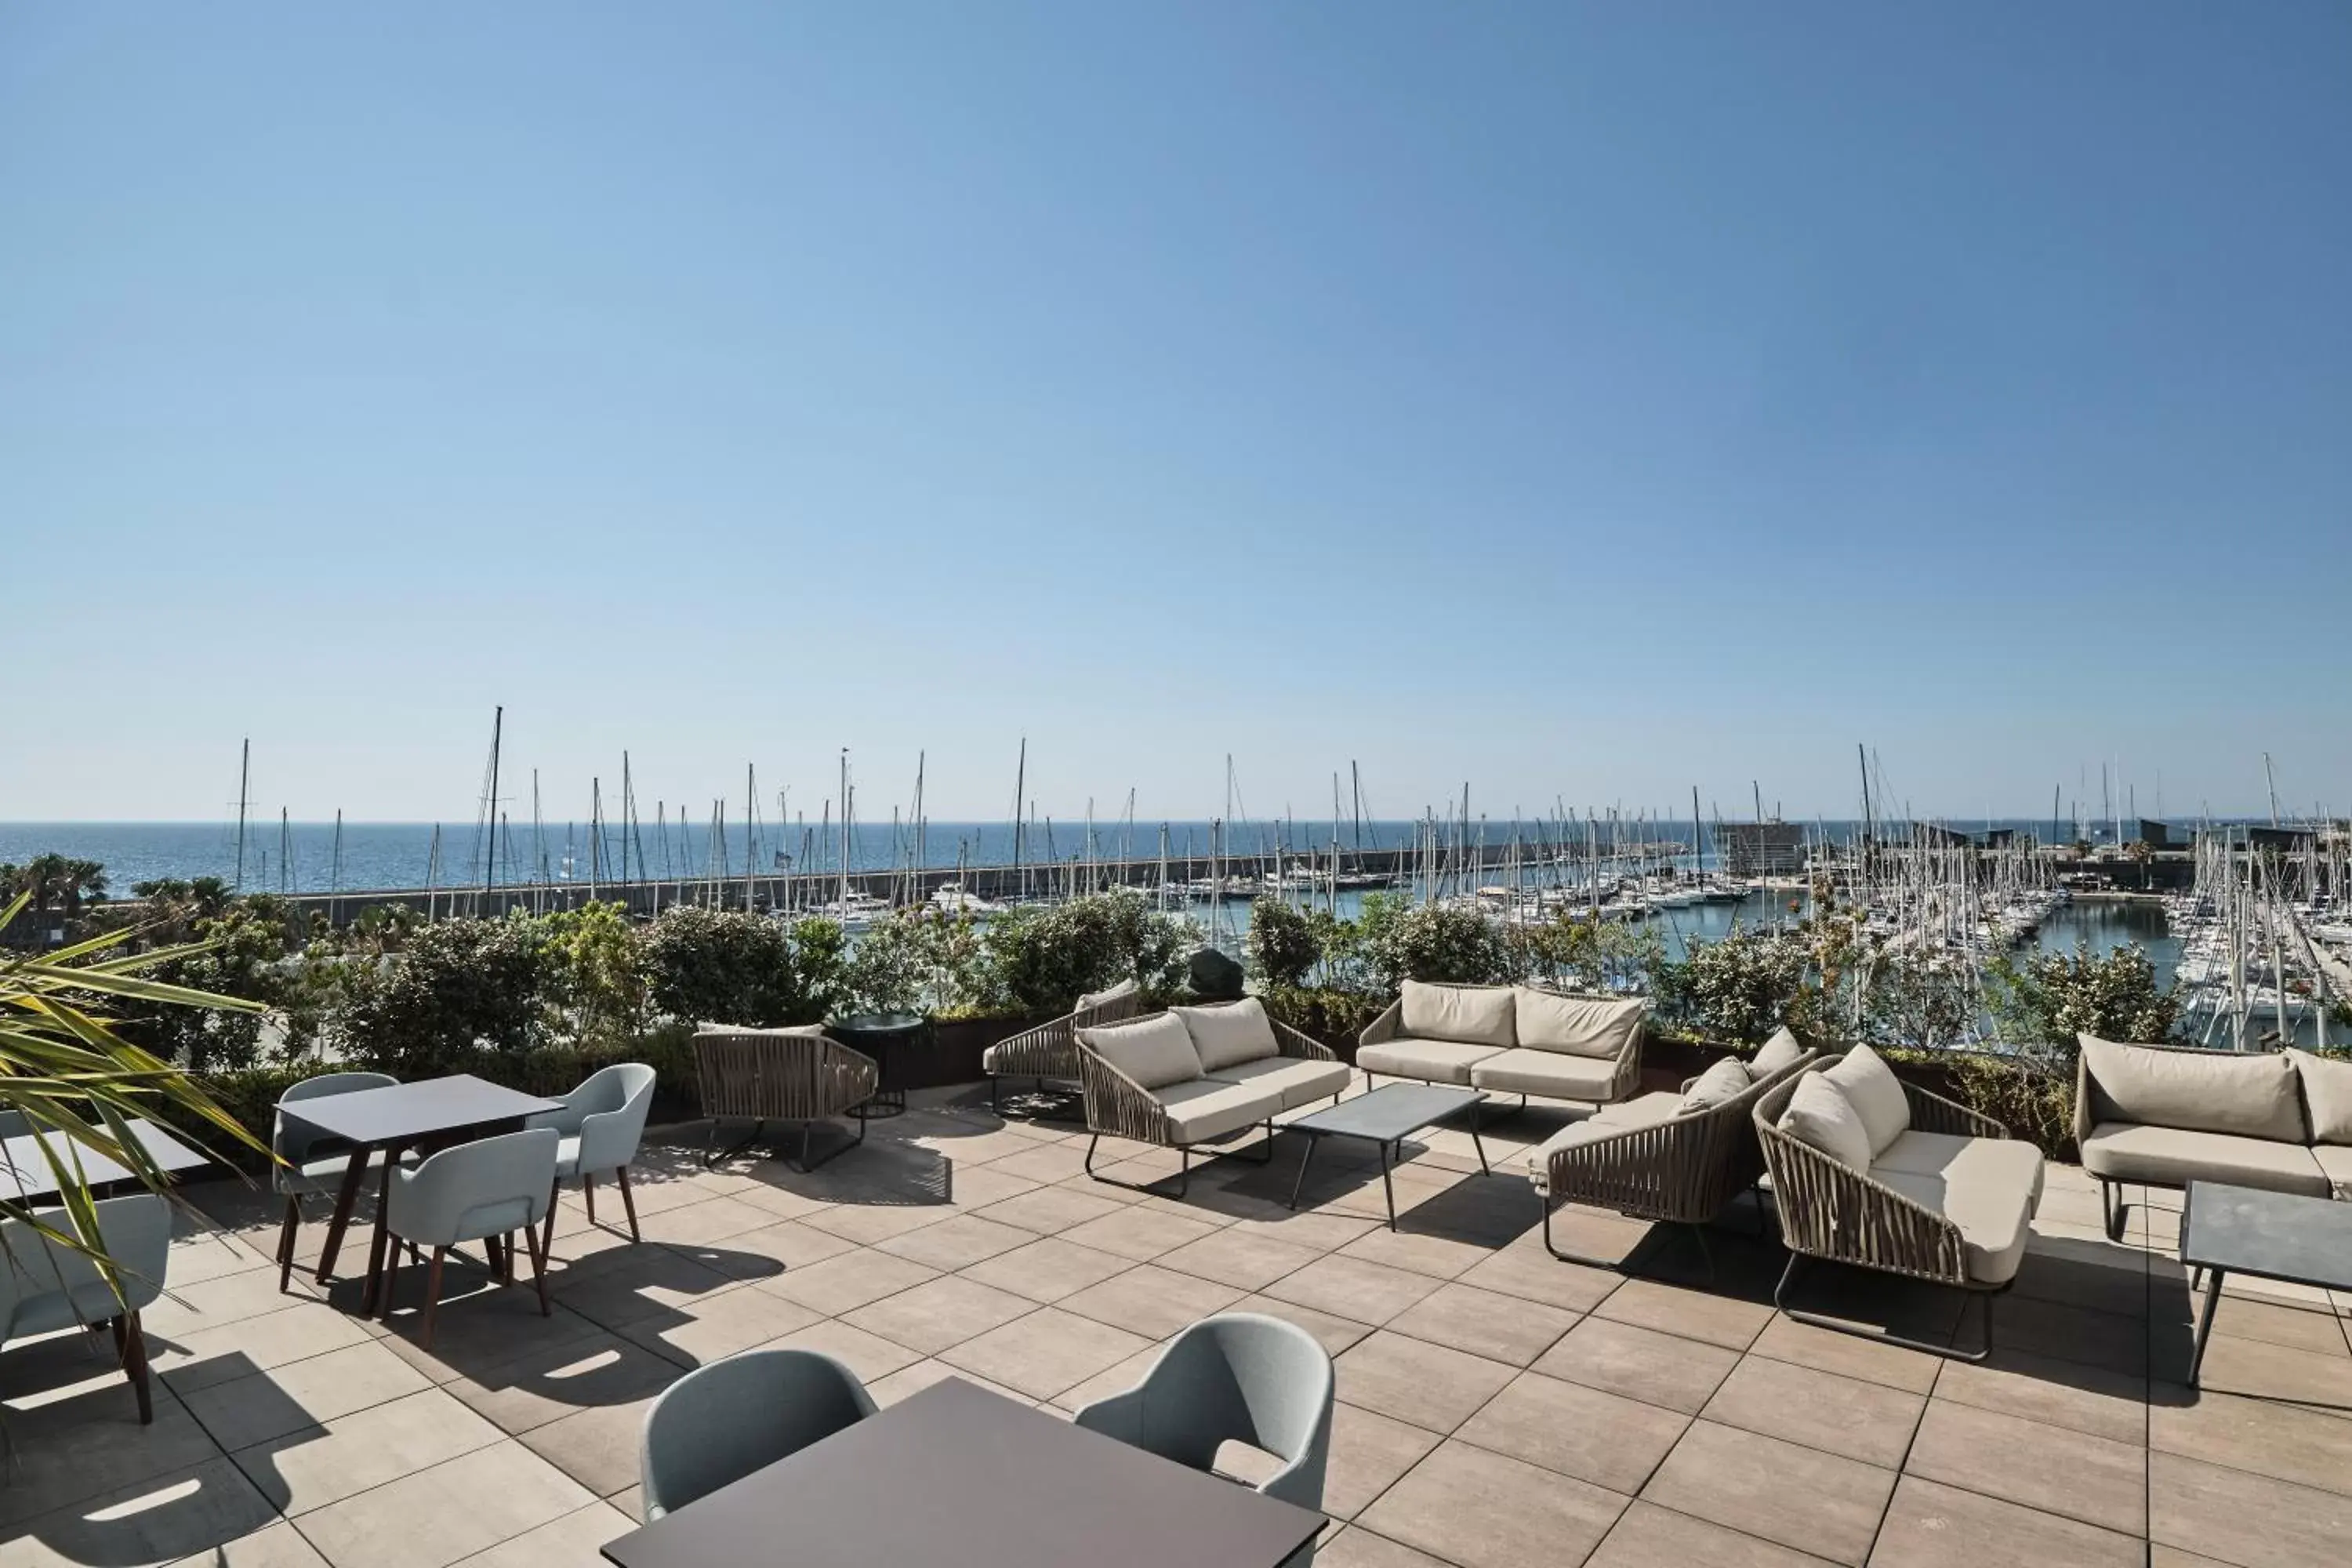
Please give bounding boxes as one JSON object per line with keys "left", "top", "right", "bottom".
{"left": 0, "top": 1193, "right": 171, "bottom": 1422}
{"left": 639, "top": 1348, "right": 876, "bottom": 1519}
{"left": 379, "top": 1126, "right": 557, "bottom": 1348}
{"left": 527, "top": 1062, "right": 657, "bottom": 1251}
{"left": 272, "top": 1069, "right": 399, "bottom": 1293}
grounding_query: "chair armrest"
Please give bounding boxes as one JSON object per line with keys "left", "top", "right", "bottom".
{"left": 1271, "top": 1020, "right": 1338, "bottom": 1062}
{"left": 1359, "top": 998, "right": 1403, "bottom": 1051}
{"left": 1900, "top": 1079, "right": 2006, "bottom": 1140}
{"left": 2072, "top": 1048, "right": 2096, "bottom": 1149}
{"left": 1073, "top": 1039, "right": 1175, "bottom": 1146}
{"left": 987, "top": 1010, "right": 1077, "bottom": 1078}
{"left": 1606, "top": 1021, "right": 1646, "bottom": 1102}
{"left": 1753, "top": 1071, "right": 1970, "bottom": 1285}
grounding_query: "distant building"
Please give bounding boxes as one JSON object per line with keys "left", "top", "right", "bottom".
{"left": 1719, "top": 822, "right": 1806, "bottom": 877}
{"left": 2138, "top": 818, "right": 2173, "bottom": 850}
{"left": 1911, "top": 822, "right": 1972, "bottom": 848}
{"left": 2248, "top": 826, "right": 2319, "bottom": 855}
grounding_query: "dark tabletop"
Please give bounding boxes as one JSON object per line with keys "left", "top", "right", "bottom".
{"left": 829, "top": 1011, "right": 926, "bottom": 1036}
{"left": 0, "top": 1120, "right": 210, "bottom": 1203}
{"left": 275, "top": 1073, "right": 561, "bottom": 1148}
{"left": 601, "top": 1376, "right": 1325, "bottom": 1568}
{"left": 1290, "top": 1082, "right": 1486, "bottom": 1142}
{"left": 2180, "top": 1181, "right": 2352, "bottom": 1291}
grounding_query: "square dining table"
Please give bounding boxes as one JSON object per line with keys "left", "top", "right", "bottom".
{"left": 276, "top": 1073, "right": 562, "bottom": 1312}
{"left": 0, "top": 1119, "right": 212, "bottom": 1204}
{"left": 600, "top": 1375, "right": 1327, "bottom": 1568}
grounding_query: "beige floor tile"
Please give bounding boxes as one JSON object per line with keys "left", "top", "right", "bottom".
{"left": 1592, "top": 1276, "right": 1773, "bottom": 1352}
{"left": 870, "top": 1213, "right": 1034, "bottom": 1270}
{"left": 938, "top": 1164, "right": 1044, "bottom": 1212}
{"left": 143, "top": 1265, "right": 326, "bottom": 1340}
{"left": 2151, "top": 1387, "right": 2352, "bottom": 1500}
{"left": 1454, "top": 1242, "right": 1624, "bottom": 1314}
{"left": 1054, "top": 1264, "right": 1245, "bottom": 1340}
{"left": 752, "top": 1247, "right": 939, "bottom": 1316}
{"left": 516, "top": 1395, "right": 662, "bottom": 1498}
{"left": 726, "top": 1178, "right": 834, "bottom": 1222}
{"left": 152, "top": 1301, "right": 379, "bottom": 1395}
{"left": 1334, "top": 1330, "right": 1517, "bottom": 1434}
{"left": 798, "top": 1200, "right": 956, "bottom": 1245}
{"left": 1456, "top": 1369, "right": 1688, "bottom": 1494}
{"left": 1226, "top": 1208, "right": 1383, "bottom": 1254}
{"left": 2178, "top": 1329, "right": 2352, "bottom": 1409}
{"left": 1700, "top": 1356, "right": 1925, "bottom": 1469}
{"left": 1746, "top": 1314, "right": 1944, "bottom": 1395}
{"left": 444, "top": 1333, "right": 682, "bottom": 1438}
{"left": 758, "top": 1319, "right": 925, "bottom": 1385}
{"left": 1641, "top": 1419, "right": 1896, "bottom": 1566}
{"left": 1337, "top": 1224, "right": 1495, "bottom": 1281}
{"left": 1228, "top": 1294, "right": 1378, "bottom": 1358}
{"left": 1534, "top": 1315, "right": 1740, "bottom": 1415}
{"left": 1588, "top": 1500, "right": 1836, "bottom": 1566}
{"left": 959, "top": 1237, "right": 1135, "bottom": 1304}
{"left": 2150, "top": 1452, "right": 2352, "bottom": 1568}
{"left": 916, "top": 1126, "right": 1049, "bottom": 1167}
{"left": 449, "top": 1500, "right": 634, "bottom": 1565}
{"left": 975, "top": 1141, "right": 1094, "bottom": 1184}
{"left": 1904, "top": 1399, "right": 2146, "bottom": 1537}
{"left": 971, "top": 1184, "right": 1130, "bottom": 1234}
{"left": 1359, "top": 1438, "right": 1625, "bottom": 1568}
{"left": 841, "top": 1274, "right": 1039, "bottom": 1355}
{"left": 631, "top": 1195, "right": 774, "bottom": 1247}
{"left": 1152, "top": 1228, "right": 1326, "bottom": 1292}
{"left": 294, "top": 1439, "right": 595, "bottom": 1568}
{"left": 0, "top": 1395, "right": 223, "bottom": 1529}
{"left": 1322, "top": 1402, "right": 1443, "bottom": 1519}
{"left": 1313, "top": 1526, "right": 1454, "bottom": 1567}
{"left": 165, "top": 1519, "right": 332, "bottom": 1567}
{"left": 230, "top": 1387, "right": 504, "bottom": 1516}
{"left": 663, "top": 1217, "right": 851, "bottom": 1283}
{"left": 181, "top": 1341, "right": 432, "bottom": 1453}
{"left": 544, "top": 1247, "right": 741, "bottom": 1332}
{"left": 615, "top": 1283, "right": 820, "bottom": 1367}
{"left": 2189, "top": 1295, "right": 2351, "bottom": 1357}
{"left": 1058, "top": 1205, "right": 1224, "bottom": 1263}
{"left": 1262, "top": 1255, "right": 1442, "bottom": 1327}
{"left": 1869, "top": 1475, "right": 2144, "bottom": 1567}
{"left": 935, "top": 1305, "right": 1154, "bottom": 1400}
{"left": 862, "top": 1358, "right": 1032, "bottom": 1409}
{"left": 1927, "top": 1346, "right": 2148, "bottom": 1445}
{"left": 5, "top": 1456, "right": 281, "bottom": 1567}
{"left": 1995, "top": 1294, "right": 2148, "bottom": 1377}
{"left": 1385, "top": 1281, "right": 1577, "bottom": 1367}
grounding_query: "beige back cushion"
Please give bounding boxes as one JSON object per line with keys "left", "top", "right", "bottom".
{"left": 1823, "top": 1045, "right": 1911, "bottom": 1158}
{"left": 1075, "top": 977, "right": 1139, "bottom": 1015}
{"left": 1751, "top": 1025, "right": 1806, "bottom": 1077}
{"left": 2079, "top": 1035, "right": 2307, "bottom": 1142}
{"left": 1678, "top": 1056, "right": 1752, "bottom": 1114}
{"left": 1514, "top": 989, "right": 1646, "bottom": 1060}
{"left": 1081, "top": 1013, "right": 1203, "bottom": 1091}
{"left": 1780, "top": 1072, "right": 1873, "bottom": 1173}
{"left": 1174, "top": 997, "right": 1282, "bottom": 1073}
{"left": 1400, "top": 982, "right": 1517, "bottom": 1048}
{"left": 2293, "top": 1051, "right": 2352, "bottom": 1145}
{"left": 696, "top": 1022, "right": 827, "bottom": 1037}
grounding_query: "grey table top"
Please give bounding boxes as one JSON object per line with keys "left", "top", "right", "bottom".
{"left": 0, "top": 1120, "right": 211, "bottom": 1203}
{"left": 1288, "top": 1082, "right": 1486, "bottom": 1142}
{"left": 2180, "top": 1181, "right": 2352, "bottom": 1291}
{"left": 601, "top": 1375, "right": 1324, "bottom": 1568}
{"left": 276, "top": 1073, "right": 561, "bottom": 1149}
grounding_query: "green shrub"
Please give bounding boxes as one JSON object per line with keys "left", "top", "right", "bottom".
{"left": 1359, "top": 895, "right": 1519, "bottom": 989}
{"left": 1654, "top": 926, "right": 1810, "bottom": 1044}
{"left": 541, "top": 902, "right": 649, "bottom": 1045}
{"left": 1987, "top": 942, "right": 2179, "bottom": 1063}
{"left": 330, "top": 913, "right": 555, "bottom": 1076}
{"left": 1260, "top": 984, "right": 1389, "bottom": 1052}
{"left": 978, "top": 891, "right": 1194, "bottom": 1014}
{"left": 1247, "top": 901, "right": 1322, "bottom": 988}
{"left": 639, "top": 906, "right": 839, "bottom": 1026}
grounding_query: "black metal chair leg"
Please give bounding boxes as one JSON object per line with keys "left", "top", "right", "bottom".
{"left": 1772, "top": 1252, "right": 1997, "bottom": 1363}
{"left": 2101, "top": 1179, "right": 2127, "bottom": 1241}
{"left": 1083, "top": 1133, "right": 1192, "bottom": 1200}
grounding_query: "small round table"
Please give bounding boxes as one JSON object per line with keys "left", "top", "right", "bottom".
{"left": 828, "top": 1011, "right": 927, "bottom": 1119}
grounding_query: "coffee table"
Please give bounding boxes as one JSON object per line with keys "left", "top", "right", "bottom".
{"left": 828, "top": 1011, "right": 926, "bottom": 1118}
{"left": 1285, "top": 1083, "right": 1488, "bottom": 1229}
{"left": 2179, "top": 1181, "right": 2352, "bottom": 1388}
{"left": 601, "top": 1376, "right": 1323, "bottom": 1568}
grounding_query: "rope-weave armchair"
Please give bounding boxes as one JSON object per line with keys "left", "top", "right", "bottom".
{"left": 985, "top": 985, "right": 1143, "bottom": 1108}
{"left": 1538, "top": 1050, "right": 1816, "bottom": 1278}
{"left": 1753, "top": 1058, "right": 2012, "bottom": 1360}
{"left": 1076, "top": 1011, "right": 1339, "bottom": 1199}
{"left": 693, "top": 1025, "right": 880, "bottom": 1174}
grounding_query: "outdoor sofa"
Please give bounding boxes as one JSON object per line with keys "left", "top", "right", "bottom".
{"left": 1356, "top": 980, "right": 1645, "bottom": 1109}
{"left": 982, "top": 978, "right": 1140, "bottom": 1108}
{"left": 1075, "top": 997, "right": 1350, "bottom": 1197}
{"left": 2074, "top": 1033, "right": 2352, "bottom": 1240}
{"left": 1756, "top": 1044, "right": 2045, "bottom": 1360}
{"left": 1529, "top": 1025, "right": 1817, "bottom": 1277}
{"left": 693, "top": 1023, "right": 880, "bottom": 1172}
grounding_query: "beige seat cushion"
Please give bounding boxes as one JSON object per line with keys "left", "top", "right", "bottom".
{"left": 1400, "top": 982, "right": 1516, "bottom": 1048}
{"left": 1871, "top": 1129, "right": 1982, "bottom": 1179}
{"left": 1871, "top": 1137, "right": 2045, "bottom": 1286}
{"left": 1751, "top": 1025, "right": 1806, "bottom": 1076}
{"left": 1526, "top": 1094, "right": 1686, "bottom": 1187}
{"left": 2291, "top": 1050, "right": 2352, "bottom": 1144}
{"left": 1470, "top": 1047, "right": 1622, "bottom": 1102}
{"left": 1174, "top": 997, "right": 1282, "bottom": 1073}
{"left": 2078, "top": 1121, "right": 2330, "bottom": 1197}
{"left": 2311, "top": 1144, "right": 2352, "bottom": 1201}
{"left": 1513, "top": 989, "right": 1645, "bottom": 1060}
{"left": 1358, "top": 1036, "right": 1504, "bottom": 1086}
{"left": 1780, "top": 1073, "right": 1872, "bottom": 1173}
{"left": 1206, "top": 1055, "right": 1352, "bottom": 1112}
{"left": 1823, "top": 1046, "right": 1910, "bottom": 1158}
{"left": 1152, "top": 1078, "right": 1283, "bottom": 1144}
{"left": 2079, "top": 1036, "right": 2307, "bottom": 1142}
{"left": 1080, "top": 1013, "right": 1203, "bottom": 1091}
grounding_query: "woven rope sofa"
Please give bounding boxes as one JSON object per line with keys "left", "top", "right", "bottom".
{"left": 2073, "top": 1034, "right": 2352, "bottom": 1240}
{"left": 1755, "top": 1044, "right": 2045, "bottom": 1361}
{"left": 982, "top": 978, "right": 1142, "bottom": 1109}
{"left": 1075, "top": 997, "right": 1349, "bottom": 1198}
{"left": 693, "top": 1024, "right": 880, "bottom": 1173}
{"left": 1357, "top": 980, "right": 1645, "bottom": 1109}
{"left": 1530, "top": 1028, "right": 1817, "bottom": 1279}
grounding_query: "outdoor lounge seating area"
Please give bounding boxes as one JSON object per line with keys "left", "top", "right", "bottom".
{"left": 5, "top": 1058, "right": 2352, "bottom": 1568}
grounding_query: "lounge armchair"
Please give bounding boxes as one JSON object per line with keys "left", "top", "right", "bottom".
{"left": 983, "top": 978, "right": 1141, "bottom": 1108}
{"left": 2073, "top": 1034, "right": 2352, "bottom": 1240}
{"left": 1076, "top": 998, "right": 1349, "bottom": 1198}
{"left": 1530, "top": 1028, "right": 1816, "bottom": 1278}
{"left": 1357, "top": 981, "right": 1644, "bottom": 1109}
{"left": 1755, "top": 1047, "right": 2045, "bottom": 1360}
{"left": 694, "top": 1024, "right": 880, "bottom": 1173}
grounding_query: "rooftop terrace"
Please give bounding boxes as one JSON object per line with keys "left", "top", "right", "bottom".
{"left": 5, "top": 1076, "right": 2349, "bottom": 1567}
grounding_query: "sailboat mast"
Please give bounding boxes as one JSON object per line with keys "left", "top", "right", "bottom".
{"left": 234, "top": 737, "right": 250, "bottom": 891}
{"left": 481, "top": 706, "right": 503, "bottom": 898}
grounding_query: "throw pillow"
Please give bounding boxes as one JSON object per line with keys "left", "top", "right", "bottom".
{"left": 1780, "top": 1072, "right": 1874, "bottom": 1173}
{"left": 2292, "top": 1049, "right": 2352, "bottom": 1145}
{"left": 1751, "top": 1025, "right": 1806, "bottom": 1076}
{"left": 1822, "top": 1045, "right": 1911, "bottom": 1157}
{"left": 1678, "top": 1056, "right": 1752, "bottom": 1114}
{"left": 1399, "top": 981, "right": 1517, "bottom": 1048}
{"left": 1174, "top": 997, "right": 1283, "bottom": 1072}
{"left": 1514, "top": 988, "right": 1647, "bottom": 1059}
{"left": 1079, "top": 1012, "right": 1203, "bottom": 1091}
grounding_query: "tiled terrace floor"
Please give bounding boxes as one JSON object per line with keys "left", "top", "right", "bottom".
{"left": 5, "top": 1074, "right": 2352, "bottom": 1566}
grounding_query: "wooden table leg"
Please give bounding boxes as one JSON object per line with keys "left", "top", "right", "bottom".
{"left": 314, "top": 1144, "right": 376, "bottom": 1286}
{"left": 360, "top": 1149, "right": 397, "bottom": 1314}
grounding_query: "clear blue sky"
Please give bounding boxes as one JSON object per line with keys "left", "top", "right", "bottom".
{"left": 5, "top": 3, "right": 2347, "bottom": 828}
